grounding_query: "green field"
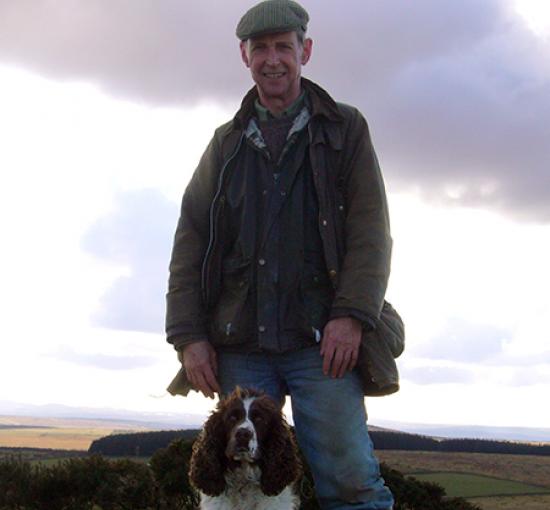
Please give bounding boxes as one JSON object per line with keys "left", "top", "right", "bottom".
{"left": 409, "top": 472, "right": 550, "bottom": 498}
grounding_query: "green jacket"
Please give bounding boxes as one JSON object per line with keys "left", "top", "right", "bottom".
{"left": 166, "top": 78, "right": 403, "bottom": 396}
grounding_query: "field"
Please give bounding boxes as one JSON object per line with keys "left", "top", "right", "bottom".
{"left": 0, "top": 416, "right": 150, "bottom": 451}
{"left": 377, "top": 450, "right": 550, "bottom": 510}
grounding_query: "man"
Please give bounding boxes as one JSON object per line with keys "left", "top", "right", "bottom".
{"left": 166, "top": 1, "right": 399, "bottom": 508}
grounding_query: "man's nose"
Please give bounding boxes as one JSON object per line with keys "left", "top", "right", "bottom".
{"left": 265, "top": 47, "right": 280, "bottom": 65}
{"left": 235, "top": 427, "right": 253, "bottom": 446}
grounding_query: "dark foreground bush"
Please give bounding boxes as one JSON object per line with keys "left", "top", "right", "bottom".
{"left": 0, "top": 455, "right": 156, "bottom": 510}
{"left": 1, "top": 440, "right": 480, "bottom": 510}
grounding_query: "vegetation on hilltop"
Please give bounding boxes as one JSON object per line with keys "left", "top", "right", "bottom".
{"left": 1, "top": 437, "right": 482, "bottom": 510}
{"left": 89, "top": 428, "right": 550, "bottom": 458}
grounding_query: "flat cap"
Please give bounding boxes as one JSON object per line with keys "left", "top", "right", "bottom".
{"left": 236, "top": 0, "right": 309, "bottom": 41}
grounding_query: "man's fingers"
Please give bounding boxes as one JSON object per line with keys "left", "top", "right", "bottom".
{"left": 323, "top": 342, "right": 360, "bottom": 378}
{"left": 322, "top": 343, "right": 335, "bottom": 375}
{"left": 203, "top": 366, "right": 221, "bottom": 395}
{"left": 331, "top": 349, "right": 348, "bottom": 378}
{"left": 196, "top": 368, "right": 221, "bottom": 399}
{"left": 193, "top": 371, "right": 214, "bottom": 399}
{"left": 336, "top": 351, "right": 352, "bottom": 378}
{"left": 349, "top": 348, "right": 359, "bottom": 371}
{"left": 209, "top": 347, "right": 219, "bottom": 377}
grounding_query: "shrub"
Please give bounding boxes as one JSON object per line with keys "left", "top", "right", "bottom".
{"left": 0, "top": 442, "right": 481, "bottom": 510}
{"left": 150, "top": 439, "right": 199, "bottom": 509}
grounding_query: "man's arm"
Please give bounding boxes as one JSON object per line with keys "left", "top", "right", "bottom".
{"left": 321, "top": 108, "right": 392, "bottom": 377}
{"left": 333, "top": 107, "right": 392, "bottom": 321}
{"left": 166, "top": 129, "right": 227, "bottom": 395}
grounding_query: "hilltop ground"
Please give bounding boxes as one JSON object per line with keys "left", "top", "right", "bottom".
{"left": 2, "top": 418, "right": 550, "bottom": 510}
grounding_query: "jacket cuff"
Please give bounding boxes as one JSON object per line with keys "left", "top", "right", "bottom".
{"left": 329, "top": 307, "right": 376, "bottom": 331}
{"left": 168, "top": 335, "right": 209, "bottom": 352}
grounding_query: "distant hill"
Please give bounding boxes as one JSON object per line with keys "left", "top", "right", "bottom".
{"left": 89, "top": 427, "right": 550, "bottom": 458}
{"left": 4, "top": 400, "right": 550, "bottom": 442}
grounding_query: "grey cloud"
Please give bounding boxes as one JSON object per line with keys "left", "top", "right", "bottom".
{"left": 1, "top": 0, "right": 549, "bottom": 221}
{"left": 81, "top": 189, "right": 178, "bottom": 334}
{"left": 52, "top": 348, "right": 157, "bottom": 370}
{"left": 0, "top": 0, "right": 251, "bottom": 104}
{"left": 414, "top": 318, "right": 509, "bottom": 363}
{"left": 402, "top": 365, "right": 474, "bottom": 385}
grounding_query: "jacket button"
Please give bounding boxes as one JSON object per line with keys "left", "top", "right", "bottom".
{"left": 322, "top": 219, "right": 328, "bottom": 226}
{"left": 258, "top": 325, "right": 266, "bottom": 333}
{"left": 329, "top": 269, "right": 337, "bottom": 278}
{"left": 258, "top": 258, "right": 266, "bottom": 266}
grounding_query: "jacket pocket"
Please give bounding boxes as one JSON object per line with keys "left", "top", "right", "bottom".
{"left": 208, "top": 256, "right": 253, "bottom": 344}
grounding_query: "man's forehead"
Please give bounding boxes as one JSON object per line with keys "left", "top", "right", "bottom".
{"left": 248, "top": 31, "right": 299, "bottom": 45}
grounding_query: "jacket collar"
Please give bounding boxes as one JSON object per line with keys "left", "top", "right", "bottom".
{"left": 233, "top": 77, "right": 344, "bottom": 129}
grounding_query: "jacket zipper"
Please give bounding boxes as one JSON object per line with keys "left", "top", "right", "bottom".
{"left": 200, "top": 132, "right": 245, "bottom": 304}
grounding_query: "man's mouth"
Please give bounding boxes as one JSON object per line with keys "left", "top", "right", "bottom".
{"left": 263, "top": 72, "right": 285, "bottom": 79}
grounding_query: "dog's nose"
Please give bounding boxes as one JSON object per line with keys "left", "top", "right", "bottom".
{"left": 235, "top": 427, "right": 253, "bottom": 446}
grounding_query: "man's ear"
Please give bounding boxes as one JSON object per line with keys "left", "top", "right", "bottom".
{"left": 301, "top": 38, "right": 313, "bottom": 66}
{"left": 240, "top": 41, "right": 250, "bottom": 68}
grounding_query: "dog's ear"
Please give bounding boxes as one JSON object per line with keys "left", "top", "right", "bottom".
{"left": 260, "top": 414, "right": 302, "bottom": 496}
{"left": 189, "top": 408, "right": 227, "bottom": 496}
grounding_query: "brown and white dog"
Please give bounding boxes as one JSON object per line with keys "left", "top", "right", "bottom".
{"left": 189, "top": 387, "right": 302, "bottom": 509}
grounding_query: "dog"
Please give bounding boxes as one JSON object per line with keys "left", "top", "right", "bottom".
{"left": 189, "top": 387, "right": 302, "bottom": 509}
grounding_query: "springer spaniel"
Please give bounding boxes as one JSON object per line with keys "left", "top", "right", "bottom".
{"left": 189, "top": 387, "right": 302, "bottom": 510}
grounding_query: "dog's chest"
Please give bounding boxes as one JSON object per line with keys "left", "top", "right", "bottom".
{"left": 200, "top": 465, "right": 298, "bottom": 510}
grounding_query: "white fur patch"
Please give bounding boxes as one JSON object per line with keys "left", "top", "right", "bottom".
{"left": 200, "top": 465, "right": 299, "bottom": 509}
{"left": 241, "top": 397, "right": 259, "bottom": 457}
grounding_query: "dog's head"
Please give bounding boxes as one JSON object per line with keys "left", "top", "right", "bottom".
{"left": 189, "top": 386, "right": 302, "bottom": 496}
{"left": 222, "top": 387, "right": 276, "bottom": 462}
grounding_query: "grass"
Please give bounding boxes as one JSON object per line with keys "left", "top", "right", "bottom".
{"left": 469, "top": 494, "right": 550, "bottom": 510}
{"left": 377, "top": 450, "right": 550, "bottom": 510}
{"left": 0, "top": 416, "right": 152, "bottom": 451}
{"left": 0, "top": 427, "right": 117, "bottom": 450}
{"left": 377, "top": 449, "right": 550, "bottom": 489}
{"left": 409, "top": 471, "right": 550, "bottom": 498}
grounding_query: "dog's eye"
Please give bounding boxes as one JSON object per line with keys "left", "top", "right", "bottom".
{"left": 251, "top": 413, "right": 263, "bottom": 423}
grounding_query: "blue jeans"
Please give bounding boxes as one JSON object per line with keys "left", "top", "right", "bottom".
{"left": 217, "top": 346, "right": 394, "bottom": 510}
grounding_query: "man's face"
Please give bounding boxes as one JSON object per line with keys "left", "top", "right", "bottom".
{"left": 240, "top": 31, "right": 312, "bottom": 109}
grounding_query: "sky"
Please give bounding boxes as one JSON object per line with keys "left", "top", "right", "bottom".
{"left": 0, "top": 0, "right": 549, "bottom": 433}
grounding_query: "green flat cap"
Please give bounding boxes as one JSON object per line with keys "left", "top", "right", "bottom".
{"left": 236, "top": 0, "right": 309, "bottom": 41}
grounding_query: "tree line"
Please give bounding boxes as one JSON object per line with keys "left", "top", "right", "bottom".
{"left": 89, "top": 428, "right": 550, "bottom": 458}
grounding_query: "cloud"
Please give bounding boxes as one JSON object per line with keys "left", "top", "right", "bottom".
{"left": 0, "top": 0, "right": 251, "bottom": 105}
{"left": 1, "top": 0, "right": 549, "bottom": 221}
{"left": 413, "top": 318, "right": 509, "bottom": 363}
{"left": 52, "top": 347, "right": 157, "bottom": 371}
{"left": 508, "top": 365, "right": 550, "bottom": 386}
{"left": 402, "top": 365, "right": 474, "bottom": 385}
{"left": 81, "top": 189, "right": 178, "bottom": 334}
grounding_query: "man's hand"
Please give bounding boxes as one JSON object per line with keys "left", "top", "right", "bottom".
{"left": 181, "top": 341, "right": 221, "bottom": 399}
{"left": 320, "top": 317, "right": 362, "bottom": 378}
